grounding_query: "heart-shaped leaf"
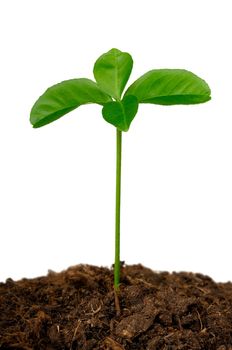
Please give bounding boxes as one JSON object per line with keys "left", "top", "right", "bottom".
{"left": 102, "top": 95, "right": 138, "bottom": 132}
{"left": 125, "top": 69, "right": 211, "bottom": 105}
{"left": 94, "top": 48, "right": 133, "bottom": 101}
{"left": 30, "top": 78, "right": 112, "bottom": 128}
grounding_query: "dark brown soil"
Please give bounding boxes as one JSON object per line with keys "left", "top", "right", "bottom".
{"left": 1, "top": 264, "right": 232, "bottom": 350}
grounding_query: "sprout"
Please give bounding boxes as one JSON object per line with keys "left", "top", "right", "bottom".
{"left": 30, "top": 48, "right": 211, "bottom": 290}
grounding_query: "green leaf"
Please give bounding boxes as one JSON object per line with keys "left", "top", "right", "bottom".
{"left": 93, "top": 48, "right": 133, "bottom": 101}
{"left": 125, "top": 69, "right": 211, "bottom": 105}
{"left": 30, "top": 78, "right": 112, "bottom": 128}
{"left": 102, "top": 95, "right": 138, "bottom": 132}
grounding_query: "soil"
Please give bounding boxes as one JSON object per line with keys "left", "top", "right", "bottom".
{"left": 1, "top": 264, "right": 232, "bottom": 350}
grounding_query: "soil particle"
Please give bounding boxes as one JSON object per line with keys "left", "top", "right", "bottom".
{"left": 0, "top": 264, "right": 232, "bottom": 349}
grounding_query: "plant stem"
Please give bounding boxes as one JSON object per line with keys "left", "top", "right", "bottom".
{"left": 114, "top": 128, "right": 122, "bottom": 290}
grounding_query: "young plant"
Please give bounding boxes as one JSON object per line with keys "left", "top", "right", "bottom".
{"left": 30, "top": 48, "right": 211, "bottom": 290}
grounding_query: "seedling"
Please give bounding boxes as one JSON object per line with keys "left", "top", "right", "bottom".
{"left": 30, "top": 48, "right": 211, "bottom": 290}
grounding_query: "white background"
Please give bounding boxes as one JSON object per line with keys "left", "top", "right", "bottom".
{"left": 0, "top": 0, "right": 231, "bottom": 283}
